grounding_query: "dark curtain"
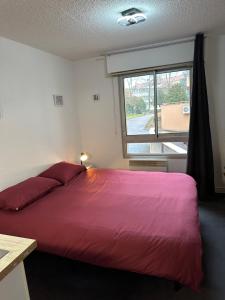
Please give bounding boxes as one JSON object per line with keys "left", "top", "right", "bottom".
{"left": 187, "top": 33, "right": 215, "bottom": 201}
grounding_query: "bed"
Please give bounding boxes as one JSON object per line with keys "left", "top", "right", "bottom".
{"left": 0, "top": 167, "right": 203, "bottom": 290}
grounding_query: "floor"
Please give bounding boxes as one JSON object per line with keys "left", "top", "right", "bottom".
{"left": 24, "top": 200, "right": 225, "bottom": 300}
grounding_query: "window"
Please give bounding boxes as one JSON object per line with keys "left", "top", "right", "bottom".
{"left": 119, "top": 64, "right": 192, "bottom": 157}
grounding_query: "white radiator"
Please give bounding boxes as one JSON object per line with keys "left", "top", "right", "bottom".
{"left": 129, "top": 159, "right": 168, "bottom": 172}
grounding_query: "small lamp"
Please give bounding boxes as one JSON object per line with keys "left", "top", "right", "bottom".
{"left": 80, "top": 152, "right": 88, "bottom": 165}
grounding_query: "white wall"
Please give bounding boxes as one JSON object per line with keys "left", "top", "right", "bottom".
{"left": 0, "top": 37, "right": 81, "bottom": 190}
{"left": 73, "top": 57, "right": 126, "bottom": 169}
{"left": 1, "top": 34, "right": 224, "bottom": 192}
{"left": 73, "top": 57, "right": 187, "bottom": 173}
{"left": 73, "top": 34, "right": 225, "bottom": 191}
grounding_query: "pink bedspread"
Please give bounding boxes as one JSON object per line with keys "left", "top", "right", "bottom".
{"left": 0, "top": 169, "right": 203, "bottom": 289}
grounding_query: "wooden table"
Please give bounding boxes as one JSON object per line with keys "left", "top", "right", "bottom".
{"left": 0, "top": 250, "right": 8, "bottom": 260}
{"left": 0, "top": 234, "right": 37, "bottom": 299}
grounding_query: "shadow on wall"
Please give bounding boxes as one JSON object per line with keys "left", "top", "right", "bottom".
{"left": 0, "top": 160, "right": 63, "bottom": 191}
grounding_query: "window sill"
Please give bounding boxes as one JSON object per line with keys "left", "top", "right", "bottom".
{"left": 124, "top": 154, "right": 187, "bottom": 160}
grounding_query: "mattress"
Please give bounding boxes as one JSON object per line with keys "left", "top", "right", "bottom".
{"left": 0, "top": 168, "right": 203, "bottom": 290}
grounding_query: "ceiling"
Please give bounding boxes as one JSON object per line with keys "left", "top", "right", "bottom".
{"left": 0, "top": 0, "right": 225, "bottom": 61}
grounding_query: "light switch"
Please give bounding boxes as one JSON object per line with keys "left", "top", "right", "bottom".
{"left": 53, "top": 95, "right": 64, "bottom": 106}
{"left": 93, "top": 94, "right": 100, "bottom": 101}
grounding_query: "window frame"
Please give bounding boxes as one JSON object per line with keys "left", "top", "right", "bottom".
{"left": 118, "top": 62, "right": 193, "bottom": 158}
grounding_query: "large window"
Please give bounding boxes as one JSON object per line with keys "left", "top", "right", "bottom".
{"left": 119, "top": 64, "right": 192, "bottom": 157}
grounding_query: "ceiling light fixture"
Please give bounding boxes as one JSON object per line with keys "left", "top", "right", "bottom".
{"left": 117, "top": 8, "right": 147, "bottom": 27}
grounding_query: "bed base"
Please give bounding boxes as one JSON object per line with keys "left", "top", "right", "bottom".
{"left": 174, "top": 282, "right": 183, "bottom": 291}
{"left": 25, "top": 251, "right": 184, "bottom": 298}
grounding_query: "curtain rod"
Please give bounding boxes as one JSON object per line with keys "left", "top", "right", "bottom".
{"left": 104, "top": 36, "right": 195, "bottom": 56}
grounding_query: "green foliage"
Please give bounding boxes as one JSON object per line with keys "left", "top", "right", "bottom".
{"left": 157, "top": 89, "right": 167, "bottom": 105}
{"left": 158, "top": 83, "right": 188, "bottom": 104}
{"left": 166, "top": 83, "right": 188, "bottom": 103}
{"left": 125, "top": 96, "right": 146, "bottom": 114}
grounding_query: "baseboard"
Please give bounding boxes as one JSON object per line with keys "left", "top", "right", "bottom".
{"left": 215, "top": 187, "right": 225, "bottom": 193}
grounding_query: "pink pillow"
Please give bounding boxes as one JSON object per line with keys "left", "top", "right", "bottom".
{"left": 0, "top": 177, "right": 61, "bottom": 211}
{"left": 39, "top": 162, "right": 86, "bottom": 184}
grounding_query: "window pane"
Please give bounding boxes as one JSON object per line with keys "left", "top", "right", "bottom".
{"left": 157, "top": 70, "right": 190, "bottom": 134}
{"left": 123, "top": 75, "right": 155, "bottom": 135}
{"left": 127, "top": 142, "right": 188, "bottom": 155}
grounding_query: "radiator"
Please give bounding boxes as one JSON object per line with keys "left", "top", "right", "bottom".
{"left": 129, "top": 159, "right": 168, "bottom": 172}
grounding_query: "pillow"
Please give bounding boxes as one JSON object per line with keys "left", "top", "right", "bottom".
{"left": 0, "top": 177, "right": 61, "bottom": 211}
{"left": 39, "top": 161, "right": 86, "bottom": 184}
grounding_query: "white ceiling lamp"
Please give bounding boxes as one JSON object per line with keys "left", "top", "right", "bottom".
{"left": 117, "top": 8, "right": 147, "bottom": 27}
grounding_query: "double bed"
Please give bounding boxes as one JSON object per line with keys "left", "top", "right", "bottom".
{"left": 0, "top": 166, "right": 203, "bottom": 290}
